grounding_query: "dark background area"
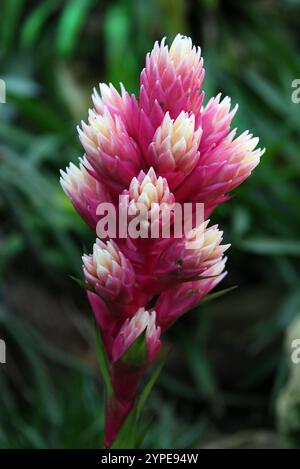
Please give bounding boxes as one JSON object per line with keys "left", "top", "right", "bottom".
{"left": 0, "top": 0, "right": 300, "bottom": 448}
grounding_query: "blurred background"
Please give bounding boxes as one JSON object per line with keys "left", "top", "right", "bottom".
{"left": 0, "top": 0, "right": 300, "bottom": 449}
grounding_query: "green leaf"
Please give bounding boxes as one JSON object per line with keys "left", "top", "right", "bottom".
{"left": 119, "top": 331, "right": 148, "bottom": 368}
{"left": 21, "top": 0, "right": 59, "bottom": 48}
{"left": 0, "top": 0, "right": 26, "bottom": 53}
{"left": 111, "top": 347, "right": 168, "bottom": 449}
{"left": 95, "top": 325, "right": 113, "bottom": 396}
{"left": 8, "top": 95, "right": 66, "bottom": 133}
{"left": 0, "top": 233, "right": 24, "bottom": 276}
{"left": 110, "top": 406, "right": 138, "bottom": 449}
{"left": 200, "top": 286, "right": 238, "bottom": 304}
{"left": 136, "top": 347, "right": 169, "bottom": 420}
{"left": 243, "top": 70, "right": 288, "bottom": 116}
{"left": 69, "top": 275, "right": 95, "bottom": 292}
{"left": 56, "top": 0, "right": 95, "bottom": 57}
{"left": 240, "top": 237, "right": 300, "bottom": 256}
{"left": 182, "top": 274, "right": 219, "bottom": 282}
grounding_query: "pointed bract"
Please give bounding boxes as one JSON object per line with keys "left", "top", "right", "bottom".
{"left": 155, "top": 256, "right": 228, "bottom": 331}
{"left": 78, "top": 107, "right": 144, "bottom": 194}
{"left": 60, "top": 157, "right": 111, "bottom": 229}
{"left": 154, "top": 220, "right": 230, "bottom": 285}
{"left": 176, "top": 128, "right": 264, "bottom": 206}
{"left": 92, "top": 82, "right": 140, "bottom": 138}
{"left": 83, "top": 239, "right": 134, "bottom": 300}
{"left": 147, "top": 111, "right": 202, "bottom": 190}
{"left": 112, "top": 308, "right": 161, "bottom": 363}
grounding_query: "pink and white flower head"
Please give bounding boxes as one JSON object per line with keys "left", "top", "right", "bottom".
{"left": 82, "top": 239, "right": 136, "bottom": 305}
{"left": 155, "top": 256, "right": 228, "bottom": 332}
{"left": 60, "top": 157, "right": 110, "bottom": 229}
{"left": 198, "top": 94, "right": 238, "bottom": 152}
{"left": 123, "top": 167, "right": 175, "bottom": 240}
{"left": 176, "top": 124, "right": 264, "bottom": 209}
{"left": 147, "top": 111, "right": 202, "bottom": 190}
{"left": 78, "top": 108, "right": 143, "bottom": 194}
{"left": 92, "top": 82, "right": 140, "bottom": 139}
{"left": 154, "top": 220, "right": 229, "bottom": 287}
{"left": 140, "top": 34, "right": 205, "bottom": 126}
{"left": 112, "top": 308, "right": 161, "bottom": 364}
{"left": 183, "top": 221, "right": 230, "bottom": 272}
{"left": 60, "top": 33, "right": 264, "bottom": 449}
{"left": 127, "top": 167, "right": 174, "bottom": 209}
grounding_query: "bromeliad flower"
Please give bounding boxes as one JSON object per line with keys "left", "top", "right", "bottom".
{"left": 147, "top": 111, "right": 202, "bottom": 190}
{"left": 155, "top": 256, "right": 228, "bottom": 331}
{"left": 83, "top": 239, "right": 148, "bottom": 317}
{"left": 112, "top": 308, "right": 161, "bottom": 363}
{"left": 60, "top": 157, "right": 111, "bottom": 229}
{"left": 82, "top": 239, "right": 136, "bottom": 303}
{"left": 154, "top": 221, "right": 230, "bottom": 284}
{"left": 175, "top": 126, "right": 264, "bottom": 210}
{"left": 60, "top": 33, "right": 264, "bottom": 448}
{"left": 126, "top": 167, "right": 174, "bottom": 214}
{"left": 92, "top": 82, "right": 140, "bottom": 138}
{"left": 78, "top": 108, "right": 143, "bottom": 194}
{"left": 125, "top": 167, "right": 175, "bottom": 237}
{"left": 140, "top": 35, "right": 205, "bottom": 124}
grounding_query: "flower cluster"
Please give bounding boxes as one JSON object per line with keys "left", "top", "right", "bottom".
{"left": 61, "top": 34, "right": 264, "bottom": 447}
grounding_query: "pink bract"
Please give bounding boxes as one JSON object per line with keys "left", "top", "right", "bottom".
{"left": 60, "top": 34, "right": 263, "bottom": 447}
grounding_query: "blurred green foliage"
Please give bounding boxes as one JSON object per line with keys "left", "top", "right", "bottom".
{"left": 0, "top": 0, "right": 300, "bottom": 448}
